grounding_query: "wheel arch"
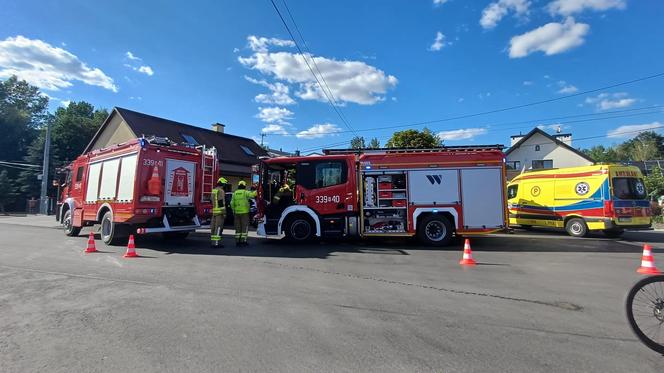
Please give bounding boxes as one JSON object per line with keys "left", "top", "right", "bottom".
{"left": 413, "top": 207, "right": 458, "bottom": 231}
{"left": 277, "top": 205, "right": 321, "bottom": 237}
{"left": 96, "top": 203, "right": 113, "bottom": 222}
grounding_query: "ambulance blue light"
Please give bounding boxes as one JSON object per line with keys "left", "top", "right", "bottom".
{"left": 432, "top": 209, "right": 438, "bottom": 213}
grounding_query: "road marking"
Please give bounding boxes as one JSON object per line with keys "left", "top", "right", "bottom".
{"left": 0, "top": 264, "right": 154, "bottom": 285}
{"left": 254, "top": 260, "right": 583, "bottom": 311}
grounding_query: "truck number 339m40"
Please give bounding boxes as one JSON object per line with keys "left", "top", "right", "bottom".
{"left": 315, "top": 195, "right": 340, "bottom": 204}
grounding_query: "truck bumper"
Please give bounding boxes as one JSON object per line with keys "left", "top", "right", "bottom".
{"left": 136, "top": 215, "right": 208, "bottom": 234}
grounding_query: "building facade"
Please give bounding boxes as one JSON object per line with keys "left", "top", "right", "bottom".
{"left": 505, "top": 128, "right": 594, "bottom": 180}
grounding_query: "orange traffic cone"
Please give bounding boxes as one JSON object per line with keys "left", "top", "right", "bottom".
{"left": 637, "top": 244, "right": 661, "bottom": 275}
{"left": 124, "top": 235, "right": 138, "bottom": 258}
{"left": 459, "top": 239, "right": 477, "bottom": 266}
{"left": 85, "top": 231, "right": 97, "bottom": 253}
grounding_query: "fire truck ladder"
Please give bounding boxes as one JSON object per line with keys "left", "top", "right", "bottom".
{"left": 199, "top": 145, "right": 218, "bottom": 203}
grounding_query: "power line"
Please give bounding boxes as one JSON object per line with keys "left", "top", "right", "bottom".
{"left": 297, "top": 107, "right": 664, "bottom": 153}
{"left": 280, "top": 0, "right": 355, "bottom": 132}
{"left": 269, "top": 104, "right": 664, "bottom": 136}
{"left": 267, "top": 0, "right": 358, "bottom": 136}
{"left": 293, "top": 71, "right": 664, "bottom": 150}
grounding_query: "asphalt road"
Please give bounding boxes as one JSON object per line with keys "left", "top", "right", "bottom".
{"left": 1, "top": 218, "right": 663, "bottom": 372}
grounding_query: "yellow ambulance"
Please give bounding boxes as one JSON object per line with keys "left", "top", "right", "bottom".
{"left": 507, "top": 165, "right": 651, "bottom": 237}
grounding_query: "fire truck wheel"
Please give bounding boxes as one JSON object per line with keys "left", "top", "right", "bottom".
{"left": 284, "top": 214, "right": 315, "bottom": 242}
{"left": 62, "top": 209, "right": 81, "bottom": 237}
{"left": 418, "top": 215, "right": 453, "bottom": 246}
{"left": 101, "top": 211, "right": 126, "bottom": 245}
{"left": 565, "top": 217, "right": 588, "bottom": 238}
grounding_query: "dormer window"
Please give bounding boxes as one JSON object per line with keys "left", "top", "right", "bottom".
{"left": 181, "top": 133, "right": 199, "bottom": 145}
{"left": 240, "top": 145, "right": 255, "bottom": 156}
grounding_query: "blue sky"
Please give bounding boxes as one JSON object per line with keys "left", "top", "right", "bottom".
{"left": 1, "top": 0, "right": 662, "bottom": 153}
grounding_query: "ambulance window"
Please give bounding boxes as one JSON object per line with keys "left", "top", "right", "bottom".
{"left": 507, "top": 185, "right": 518, "bottom": 199}
{"left": 75, "top": 166, "right": 84, "bottom": 182}
{"left": 612, "top": 178, "right": 647, "bottom": 199}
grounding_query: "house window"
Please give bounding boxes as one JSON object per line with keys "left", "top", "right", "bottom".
{"left": 535, "top": 145, "right": 541, "bottom": 151}
{"left": 506, "top": 161, "right": 521, "bottom": 170}
{"left": 532, "top": 159, "right": 553, "bottom": 169}
{"left": 240, "top": 145, "right": 255, "bottom": 156}
{"left": 181, "top": 134, "right": 199, "bottom": 145}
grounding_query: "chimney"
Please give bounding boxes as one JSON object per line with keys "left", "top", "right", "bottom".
{"left": 211, "top": 123, "right": 225, "bottom": 133}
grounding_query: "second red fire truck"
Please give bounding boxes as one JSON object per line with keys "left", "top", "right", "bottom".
{"left": 255, "top": 146, "right": 508, "bottom": 246}
{"left": 57, "top": 137, "right": 218, "bottom": 245}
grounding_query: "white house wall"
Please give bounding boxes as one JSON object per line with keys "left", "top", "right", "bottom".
{"left": 506, "top": 132, "right": 593, "bottom": 170}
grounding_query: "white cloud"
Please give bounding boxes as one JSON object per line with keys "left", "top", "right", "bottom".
{"left": 0, "top": 35, "right": 117, "bottom": 92}
{"left": 137, "top": 65, "right": 154, "bottom": 76}
{"left": 433, "top": 0, "right": 449, "bottom": 6}
{"left": 296, "top": 123, "right": 342, "bottom": 139}
{"left": 548, "top": 0, "right": 626, "bottom": 16}
{"left": 126, "top": 51, "right": 142, "bottom": 61}
{"left": 60, "top": 99, "right": 71, "bottom": 107}
{"left": 607, "top": 122, "right": 662, "bottom": 138}
{"left": 429, "top": 32, "right": 446, "bottom": 52}
{"left": 247, "top": 35, "right": 295, "bottom": 53}
{"left": 457, "top": 97, "right": 465, "bottom": 103}
{"left": 233, "top": 47, "right": 240, "bottom": 53}
{"left": 261, "top": 123, "right": 291, "bottom": 135}
{"left": 239, "top": 36, "right": 398, "bottom": 105}
{"left": 509, "top": 17, "right": 589, "bottom": 58}
{"left": 523, "top": 80, "right": 534, "bottom": 86}
{"left": 585, "top": 92, "right": 636, "bottom": 110}
{"left": 537, "top": 123, "right": 565, "bottom": 131}
{"left": 480, "top": 0, "right": 531, "bottom": 29}
{"left": 437, "top": 127, "right": 488, "bottom": 141}
{"left": 245, "top": 76, "right": 295, "bottom": 105}
{"left": 557, "top": 80, "right": 578, "bottom": 93}
{"left": 256, "top": 106, "right": 294, "bottom": 125}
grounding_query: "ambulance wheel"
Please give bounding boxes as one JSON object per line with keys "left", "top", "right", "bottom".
{"left": 418, "top": 215, "right": 453, "bottom": 247}
{"left": 284, "top": 214, "right": 314, "bottom": 242}
{"left": 62, "top": 209, "right": 81, "bottom": 237}
{"left": 603, "top": 229, "right": 624, "bottom": 238}
{"left": 101, "top": 211, "right": 126, "bottom": 246}
{"left": 565, "top": 218, "right": 588, "bottom": 237}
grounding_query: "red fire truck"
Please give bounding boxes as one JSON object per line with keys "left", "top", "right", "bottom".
{"left": 57, "top": 137, "right": 218, "bottom": 245}
{"left": 255, "top": 146, "right": 507, "bottom": 246}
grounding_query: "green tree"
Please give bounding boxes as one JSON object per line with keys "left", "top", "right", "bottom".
{"left": 368, "top": 137, "right": 380, "bottom": 149}
{"left": 645, "top": 167, "right": 664, "bottom": 200}
{"left": 583, "top": 145, "right": 621, "bottom": 163}
{"left": 0, "top": 76, "right": 49, "bottom": 171}
{"left": 18, "top": 101, "right": 108, "bottom": 198}
{"left": 0, "top": 170, "right": 17, "bottom": 214}
{"left": 385, "top": 128, "right": 442, "bottom": 148}
{"left": 350, "top": 136, "right": 365, "bottom": 149}
{"left": 617, "top": 131, "right": 664, "bottom": 161}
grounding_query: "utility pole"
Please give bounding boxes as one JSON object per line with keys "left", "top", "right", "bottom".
{"left": 39, "top": 122, "right": 51, "bottom": 214}
{"left": 260, "top": 133, "right": 266, "bottom": 147}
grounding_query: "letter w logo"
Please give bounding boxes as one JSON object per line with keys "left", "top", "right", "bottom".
{"left": 426, "top": 175, "right": 443, "bottom": 185}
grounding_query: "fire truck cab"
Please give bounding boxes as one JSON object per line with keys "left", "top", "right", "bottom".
{"left": 256, "top": 146, "right": 507, "bottom": 246}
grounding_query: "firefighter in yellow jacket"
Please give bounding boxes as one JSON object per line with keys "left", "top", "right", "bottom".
{"left": 210, "top": 177, "right": 227, "bottom": 247}
{"left": 230, "top": 180, "right": 256, "bottom": 246}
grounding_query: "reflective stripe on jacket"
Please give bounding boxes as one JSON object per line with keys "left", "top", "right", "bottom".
{"left": 211, "top": 187, "right": 225, "bottom": 215}
{"left": 230, "top": 189, "right": 256, "bottom": 214}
